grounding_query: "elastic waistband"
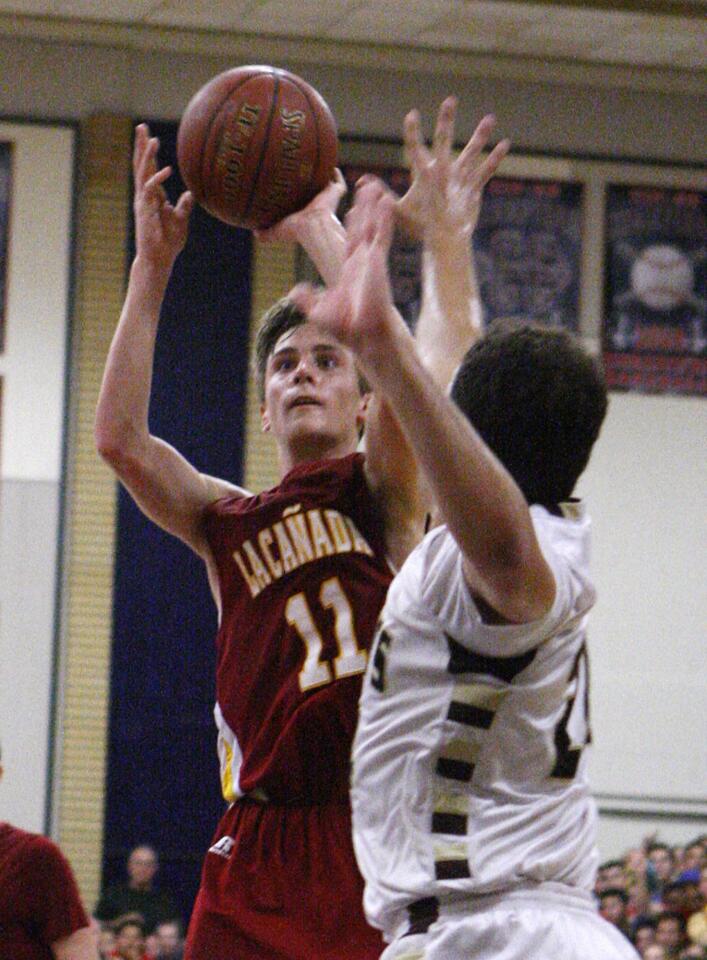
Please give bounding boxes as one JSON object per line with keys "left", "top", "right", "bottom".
{"left": 396, "top": 882, "right": 596, "bottom": 940}
{"left": 236, "top": 790, "right": 351, "bottom": 808}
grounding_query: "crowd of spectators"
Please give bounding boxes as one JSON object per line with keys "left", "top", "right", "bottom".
{"left": 91, "top": 834, "right": 706, "bottom": 959}
{"left": 93, "top": 845, "right": 184, "bottom": 960}
{"left": 593, "top": 834, "right": 707, "bottom": 958}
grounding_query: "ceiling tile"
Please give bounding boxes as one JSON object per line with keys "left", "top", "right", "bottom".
{"left": 0, "top": 0, "right": 704, "bottom": 73}
{"left": 242, "top": 0, "right": 361, "bottom": 36}
{"left": 324, "top": 0, "right": 454, "bottom": 44}
{"left": 50, "top": 0, "right": 157, "bottom": 21}
{"left": 146, "top": 0, "right": 254, "bottom": 31}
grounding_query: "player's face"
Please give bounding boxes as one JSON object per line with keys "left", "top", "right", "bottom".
{"left": 261, "top": 322, "right": 367, "bottom": 463}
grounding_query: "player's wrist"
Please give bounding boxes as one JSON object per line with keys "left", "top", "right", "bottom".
{"left": 130, "top": 255, "right": 174, "bottom": 301}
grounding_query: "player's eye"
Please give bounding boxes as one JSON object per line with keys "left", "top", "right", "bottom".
{"left": 317, "top": 354, "right": 337, "bottom": 369}
{"left": 274, "top": 356, "right": 295, "bottom": 371}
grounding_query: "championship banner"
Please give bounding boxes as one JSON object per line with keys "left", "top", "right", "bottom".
{"left": 333, "top": 166, "right": 583, "bottom": 333}
{"left": 474, "top": 177, "right": 583, "bottom": 331}
{"left": 338, "top": 164, "right": 420, "bottom": 326}
{"left": 603, "top": 184, "right": 706, "bottom": 395}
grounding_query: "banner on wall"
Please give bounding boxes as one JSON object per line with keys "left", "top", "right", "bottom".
{"left": 0, "top": 142, "right": 11, "bottom": 351}
{"left": 305, "top": 164, "right": 421, "bottom": 327}
{"left": 603, "top": 184, "right": 706, "bottom": 395}
{"left": 474, "top": 177, "right": 583, "bottom": 331}
{"left": 312, "top": 165, "right": 584, "bottom": 334}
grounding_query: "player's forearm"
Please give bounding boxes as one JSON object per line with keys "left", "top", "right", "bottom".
{"left": 293, "top": 210, "right": 346, "bottom": 285}
{"left": 95, "top": 256, "right": 169, "bottom": 463}
{"left": 52, "top": 924, "right": 99, "bottom": 960}
{"left": 359, "top": 318, "right": 546, "bottom": 614}
{"left": 415, "top": 232, "right": 482, "bottom": 389}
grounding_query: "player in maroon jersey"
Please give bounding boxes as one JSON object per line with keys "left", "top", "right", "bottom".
{"left": 95, "top": 99, "right": 508, "bottom": 960}
{"left": 0, "top": 747, "right": 98, "bottom": 960}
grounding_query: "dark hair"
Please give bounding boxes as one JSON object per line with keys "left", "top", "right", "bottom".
{"left": 655, "top": 910, "right": 687, "bottom": 932}
{"left": 648, "top": 842, "right": 675, "bottom": 858}
{"left": 253, "top": 294, "right": 369, "bottom": 401}
{"left": 450, "top": 320, "right": 608, "bottom": 507}
{"left": 113, "top": 914, "right": 146, "bottom": 936}
{"left": 600, "top": 859, "right": 626, "bottom": 872}
{"left": 254, "top": 297, "right": 308, "bottom": 401}
{"left": 599, "top": 888, "right": 629, "bottom": 904}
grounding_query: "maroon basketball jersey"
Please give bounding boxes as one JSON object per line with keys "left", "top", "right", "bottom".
{"left": 203, "top": 453, "right": 392, "bottom": 805}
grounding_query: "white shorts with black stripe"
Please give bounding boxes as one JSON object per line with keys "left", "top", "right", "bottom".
{"left": 381, "top": 888, "right": 639, "bottom": 960}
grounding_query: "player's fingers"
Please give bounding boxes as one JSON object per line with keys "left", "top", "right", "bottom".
{"left": 136, "top": 136, "right": 161, "bottom": 189}
{"left": 472, "top": 138, "right": 511, "bottom": 186}
{"left": 132, "top": 124, "right": 149, "bottom": 177}
{"left": 403, "top": 109, "right": 428, "bottom": 172}
{"left": 331, "top": 167, "right": 347, "bottom": 195}
{"left": 144, "top": 165, "right": 172, "bottom": 197}
{"left": 346, "top": 177, "right": 385, "bottom": 250}
{"left": 288, "top": 281, "right": 320, "bottom": 318}
{"left": 372, "top": 191, "right": 396, "bottom": 253}
{"left": 432, "top": 96, "right": 457, "bottom": 159}
{"left": 456, "top": 114, "right": 498, "bottom": 173}
{"left": 174, "top": 190, "right": 194, "bottom": 220}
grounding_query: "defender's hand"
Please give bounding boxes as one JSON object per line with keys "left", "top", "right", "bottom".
{"left": 396, "top": 98, "right": 510, "bottom": 243}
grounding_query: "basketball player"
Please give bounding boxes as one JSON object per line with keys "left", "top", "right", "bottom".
{"left": 95, "top": 100, "right": 507, "bottom": 960}
{"left": 0, "top": 746, "right": 99, "bottom": 960}
{"left": 297, "top": 180, "right": 639, "bottom": 960}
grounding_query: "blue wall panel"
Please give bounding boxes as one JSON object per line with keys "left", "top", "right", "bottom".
{"left": 102, "top": 120, "right": 253, "bottom": 923}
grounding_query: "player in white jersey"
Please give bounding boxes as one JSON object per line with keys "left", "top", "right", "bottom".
{"left": 295, "top": 180, "right": 639, "bottom": 960}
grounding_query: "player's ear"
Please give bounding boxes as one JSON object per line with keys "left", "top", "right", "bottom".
{"left": 260, "top": 402, "right": 271, "bottom": 433}
{"left": 356, "top": 392, "right": 370, "bottom": 434}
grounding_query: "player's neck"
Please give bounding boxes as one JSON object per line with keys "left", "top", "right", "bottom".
{"left": 278, "top": 434, "right": 358, "bottom": 476}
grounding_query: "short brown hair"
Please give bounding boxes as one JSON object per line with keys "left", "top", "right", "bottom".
{"left": 253, "top": 297, "right": 308, "bottom": 401}
{"left": 253, "top": 294, "right": 369, "bottom": 400}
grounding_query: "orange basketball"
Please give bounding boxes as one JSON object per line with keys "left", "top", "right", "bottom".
{"left": 177, "top": 65, "right": 338, "bottom": 230}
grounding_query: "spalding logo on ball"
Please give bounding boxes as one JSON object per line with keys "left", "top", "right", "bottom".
{"left": 177, "top": 65, "right": 338, "bottom": 230}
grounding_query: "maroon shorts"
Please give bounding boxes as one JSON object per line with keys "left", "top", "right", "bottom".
{"left": 184, "top": 798, "right": 383, "bottom": 960}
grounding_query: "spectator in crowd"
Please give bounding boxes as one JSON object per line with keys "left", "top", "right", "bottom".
{"left": 152, "top": 920, "right": 184, "bottom": 959}
{"left": 677, "top": 945, "right": 706, "bottom": 959}
{"left": 598, "top": 860, "right": 630, "bottom": 892}
{"left": 664, "top": 879, "right": 704, "bottom": 922}
{"left": 633, "top": 917, "right": 657, "bottom": 957}
{"left": 94, "top": 845, "right": 180, "bottom": 935}
{"left": 655, "top": 911, "right": 688, "bottom": 957}
{"left": 0, "top": 743, "right": 98, "bottom": 960}
{"left": 600, "top": 888, "right": 633, "bottom": 939}
{"left": 679, "top": 840, "right": 706, "bottom": 879}
{"left": 644, "top": 947, "right": 667, "bottom": 960}
{"left": 109, "top": 916, "right": 151, "bottom": 960}
{"left": 97, "top": 923, "right": 116, "bottom": 959}
{"left": 687, "top": 867, "right": 707, "bottom": 946}
{"left": 649, "top": 843, "right": 678, "bottom": 902}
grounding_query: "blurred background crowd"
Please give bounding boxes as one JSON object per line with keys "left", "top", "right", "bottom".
{"left": 93, "top": 832, "right": 707, "bottom": 959}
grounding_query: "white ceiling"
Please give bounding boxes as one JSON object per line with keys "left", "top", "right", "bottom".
{"left": 0, "top": 0, "right": 705, "bottom": 72}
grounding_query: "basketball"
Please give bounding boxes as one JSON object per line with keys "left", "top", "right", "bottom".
{"left": 177, "top": 65, "right": 338, "bottom": 230}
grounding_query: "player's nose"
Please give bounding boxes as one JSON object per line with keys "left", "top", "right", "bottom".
{"left": 292, "top": 357, "right": 316, "bottom": 382}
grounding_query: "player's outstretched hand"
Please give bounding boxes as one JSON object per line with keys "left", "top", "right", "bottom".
{"left": 133, "top": 123, "right": 193, "bottom": 272}
{"left": 254, "top": 168, "right": 347, "bottom": 244}
{"left": 396, "top": 97, "right": 510, "bottom": 243}
{"left": 292, "top": 177, "right": 406, "bottom": 361}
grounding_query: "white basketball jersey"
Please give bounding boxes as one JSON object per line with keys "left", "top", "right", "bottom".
{"left": 351, "top": 503, "right": 600, "bottom": 939}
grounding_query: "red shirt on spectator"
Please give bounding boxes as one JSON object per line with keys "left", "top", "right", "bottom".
{"left": 0, "top": 821, "right": 89, "bottom": 960}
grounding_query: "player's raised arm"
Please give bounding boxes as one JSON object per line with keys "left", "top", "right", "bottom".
{"left": 255, "top": 169, "right": 348, "bottom": 286}
{"left": 397, "top": 98, "right": 510, "bottom": 388}
{"left": 301, "top": 180, "right": 555, "bottom": 623}
{"left": 95, "top": 124, "right": 245, "bottom": 557}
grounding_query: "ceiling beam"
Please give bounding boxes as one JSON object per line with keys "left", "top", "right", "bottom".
{"left": 475, "top": 0, "right": 707, "bottom": 16}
